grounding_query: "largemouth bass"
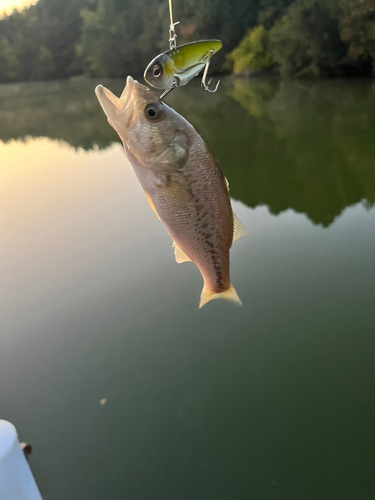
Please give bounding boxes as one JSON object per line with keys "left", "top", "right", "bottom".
{"left": 95, "top": 77, "right": 245, "bottom": 308}
{"left": 144, "top": 40, "right": 222, "bottom": 90}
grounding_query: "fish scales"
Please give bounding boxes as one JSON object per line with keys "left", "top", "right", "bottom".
{"left": 147, "top": 133, "right": 233, "bottom": 293}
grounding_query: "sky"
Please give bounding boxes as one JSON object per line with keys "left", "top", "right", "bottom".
{"left": 0, "top": 0, "right": 36, "bottom": 16}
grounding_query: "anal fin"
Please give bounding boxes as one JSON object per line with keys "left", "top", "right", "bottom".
{"left": 172, "top": 241, "right": 191, "bottom": 264}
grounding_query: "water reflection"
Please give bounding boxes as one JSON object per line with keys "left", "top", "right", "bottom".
{"left": 0, "top": 80, "right": 122, "bottom": 150}
{"left": 1, "top": 77, "right": 375, "bottom": 227}
{"left": 2, "top": 79, "right": 375, "bottom": 500}
{"left": 224, "top": 78, "right": 375, "bottom": 226}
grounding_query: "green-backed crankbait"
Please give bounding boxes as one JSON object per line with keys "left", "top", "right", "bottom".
{"left": 144, "top": 39, "right": 222, "bottom": 93}
{"left": 144, "top": 0, "right": 222, "bottom": 98}
{"left": 143, "top": 40, "right": 223, "bottom": 90}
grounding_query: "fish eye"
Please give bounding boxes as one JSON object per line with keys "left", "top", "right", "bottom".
{"left": 151, "top": 65, "right": 162, "bottom": 78}
{"left": 144, "top": 103, "right": 165, "bottom": 122}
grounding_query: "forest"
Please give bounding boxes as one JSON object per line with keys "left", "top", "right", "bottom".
{"left": 0, "top": 0, "right": 374, "bottom": 83}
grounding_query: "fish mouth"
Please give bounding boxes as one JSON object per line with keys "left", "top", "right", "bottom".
{"left": 95, "top": 76, "right": 135, "bottom": 118}
{"left": 120, "top": 75, "right": 135, "bottom": 103}
{"left": 95, "top": 76, "right": 155, "bottom": 128}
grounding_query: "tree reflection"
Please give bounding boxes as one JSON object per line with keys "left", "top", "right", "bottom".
{"left": 223, "top": 78, "right": 375, "bottom": 226}
{"left": 1, "top": 77, "right": 375, "bottom": 227}
{"left": 0, "top": 79, "right": 122, "bottom": 150}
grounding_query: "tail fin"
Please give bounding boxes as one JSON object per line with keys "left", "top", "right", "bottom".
{"left": 199, "top": 284, "right": 242, "bottom": 309}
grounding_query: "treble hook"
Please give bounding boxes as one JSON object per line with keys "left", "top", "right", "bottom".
{"left": 201, "top": 50, "right": 220, "bottom": 93}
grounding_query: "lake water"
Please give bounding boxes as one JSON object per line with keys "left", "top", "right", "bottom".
{"left": 1, "top": 77, "right": 375, "bottom": 499}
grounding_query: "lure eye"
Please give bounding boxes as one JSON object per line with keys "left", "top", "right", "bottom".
{"left": 151, "top": 65, "right": 162, "bottom": 78}
{"left": 144, "top": 103, "right": 165, "bottom": 122}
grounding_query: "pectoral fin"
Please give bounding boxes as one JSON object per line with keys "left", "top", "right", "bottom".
{"left": 172, "top": 241, "right": 191, "bottom": 264}
{"left": 233, "top": 212, "right": 247, "bottom": 242}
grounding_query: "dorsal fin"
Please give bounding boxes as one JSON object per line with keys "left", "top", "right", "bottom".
{"left": 172, "top": 241, "right": 191, "bottom": 264}
{"left": 233, "top": 212, "right": 247, "bottom": 242}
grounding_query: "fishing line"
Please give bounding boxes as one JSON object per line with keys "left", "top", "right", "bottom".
{"left": 168, "top": 0, "right": 179, "bottom": 50}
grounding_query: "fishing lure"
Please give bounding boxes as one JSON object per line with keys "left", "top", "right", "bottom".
{"left": 144, "top": 40, "right": 222, "bottom": 94}
{"left": 143, "top": 0, "right": 222, "bottom": 98}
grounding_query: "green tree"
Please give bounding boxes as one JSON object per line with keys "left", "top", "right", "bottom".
{"left": 269, "top": 0, "right": 346, "bottom": 77}
{"left": 77, "top": 0, "right": 166, "bottom": 78}
{"left": 0, "top": 36, "right": 20, "bottom": 82}
{"left": 32, "top": 45, "right": 56, "bottom": 80}
{"left": 0, "top": 0, "right": 90, "bottom": 82}
{"left": 258, "top": 0, "right": 294, "bottom": 29}
{"left": 339, "top": 0, "right": 375, "bottom": 68}
{"left": 226, "top": 25, "right": 274, "bottom": 74}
